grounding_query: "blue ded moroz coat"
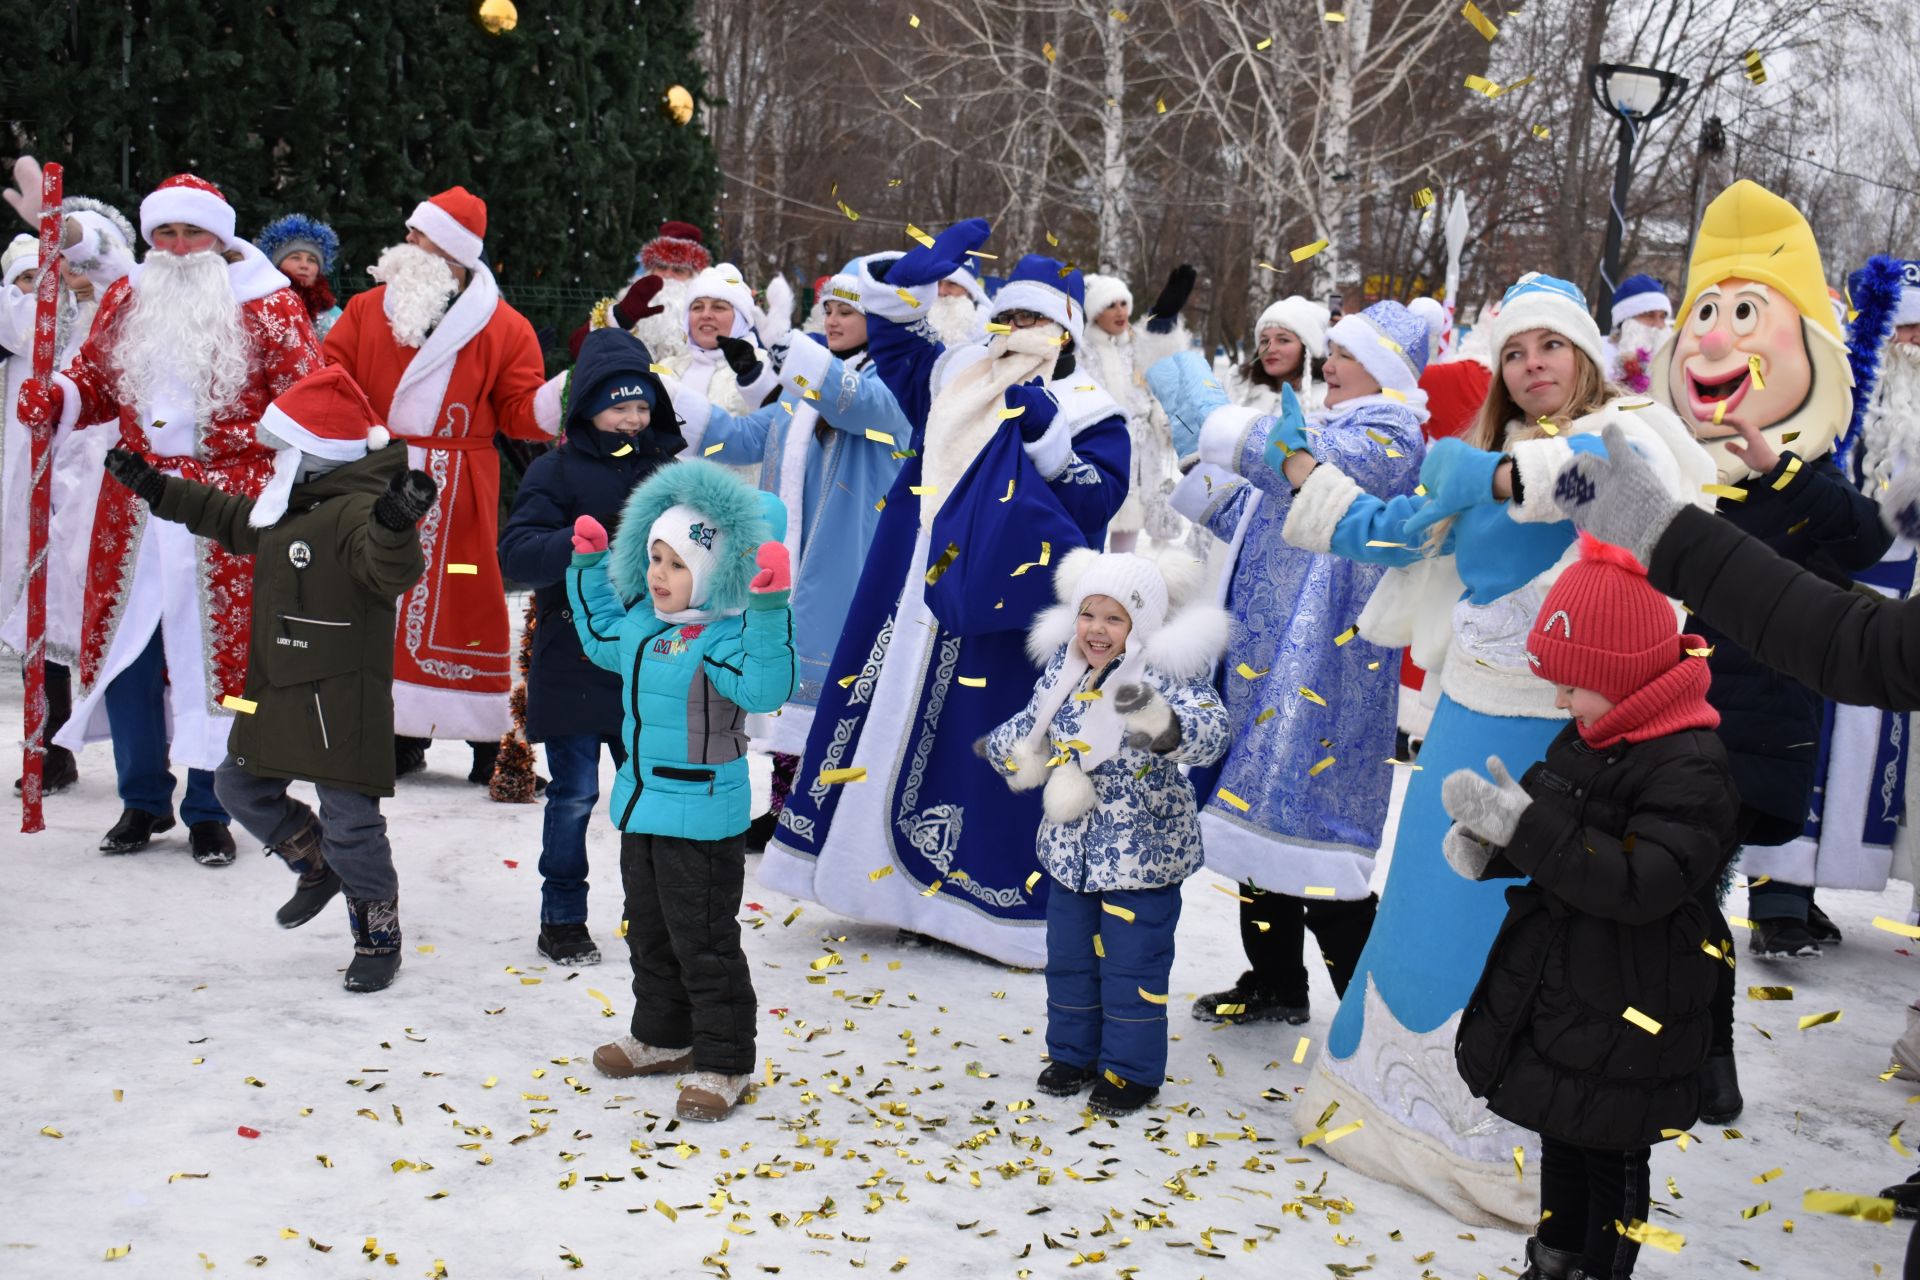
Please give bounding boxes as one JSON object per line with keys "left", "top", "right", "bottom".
{"left": 757, "top": 260, "right": 1132, "bottom": 967}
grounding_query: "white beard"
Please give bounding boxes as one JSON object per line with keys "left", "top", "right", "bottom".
{"left": 1858, "top": 341, "right": 1920, "bottom": 492}
{"left": 1612, "top": 316, "right": 1669, "bottom": 362}
{"left": 928, "top": 293, "right": 982, "bottom": 346}
{"left": 115, "top": 249, "right": 251, "bottom": 424}
{"left": 630, "top": 276, "right": 690, "bottom": 361}
{"left": 919, "top": 325, "right": 1062, "bottom": 524}
{"left": 369, "top": 243, "right": 458, "bottom": 348}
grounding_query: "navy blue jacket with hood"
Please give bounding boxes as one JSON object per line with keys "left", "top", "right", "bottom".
{"left": 500, "top": 328, "right": 685, "bottom": 742}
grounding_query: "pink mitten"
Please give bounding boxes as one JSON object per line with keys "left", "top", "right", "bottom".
{"left": 749, "top": 542, "right": 791, "bottom": 593}
{"left": 571, "top": 514, "right": 609, "bottom": 554}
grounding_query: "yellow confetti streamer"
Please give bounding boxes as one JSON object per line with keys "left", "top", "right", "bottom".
{"left": 1073, "top": 689, "right": 1102, "bottom": 702}
{"left": 1138, "top": 988, "right": 1169, "bottom": 1005}
{"left": 1333, "top": 625, "right": 1359, "bottom": 646}
{"left": 837, "top": 200, "right": 860, "bottom": 222}
{"left": 220, "top": 695, "right": 258, "bottom": 714}
{"left": 1800, "top": 1190, "right": 1893, "bottom": 1222}
{"left": 1302, "top": 886, "right": 1336, "bottom": 897}
{"left": 1235, "top": 662, "right": 1269, "bottom": 680}
{"left": 1893, "top": 1121, "right": 1912, "bottom": 1158}
{"left": 1289, "top": 239, "right": 1329, "bottom": 263}
{"left": 1532, "top": 123, "right": 1551, "bottom": 139}
{"left": 1009, "top": 541, "right": 1053, "bottom": 576}
{"left": 1754, "top": 1167, "right": 1784, "bottom": 1183}
{"left": 1874, "top": 916, "right": 1920, "bottom": 939}
{"left": 1747, "top": 355, "right": 1767, "bottom": 392}
{"left": 1622, "top": 1006, "right": 1663, "bottom": 1035}
{"left": 1616, "top": 1219, "right": 1685, "bottom": 1253}
{"left": 1216, "top": 788, "right": 1252, "bottom": 813}
{"left": 648, "top": 363, "right": 672, "bottom": 375}
{"left": 1025, "top": 871, "right": 1042, "bottom": 892}
{"left": 1747, "top": 986, "right": 1793, "bottom": 1001}
{"left": 999, "top": 478, "right": 1016, "bottom": 503}
{"left": 1254, "top": 707, "right": 1278, "bottom": 725}
{"left": 1155, "top": 97, "right": 1167, "bottom": 114}
{"left": 1101, "top": 902, "right": 1136, "bottom": 923}
{"left": 1323, "top": 10, "right": 1345, "bottom": 20}
{"left": 1742, "top": 49, "right": 1767, "bottom": 85}
{"left": 909, "top": 13, "right": 919, "bottom": 27}
{"left": 957, "top": 676, "right": 986, "bottom": 688}
{"left": 1041, "top": 41, "right": 1056, "bottom": 63}
{"left": 702, "top": 442, "right": 725, "bottom": 457}
{"left": 1255, "top": 36, "right": 1273, "bottom": 50}
{"left": 920, "top": 879, "right": 943, "bottom": 897}
{"left": 1307, "top": 756, "right": 1335, "bottom": 777}
{"left": 818, "top": 767, "right": 868, "bottom": 785}
{"left": 908, "top": 485, "right": 939, "bottom": 496}
{"left": 1293, "top": 1036, "right": 1311, "bottom": 1064}
{"left": 1702, "top": 482, "right": 1747, "bottom": 502}
{"left": 1322, "top": 1119, "right": 1364, "bottom": 1144}
{"left": 104, "top": 1245, "right": 132, "bottom": 1261}
{"left": 656, "top": 1199, "right": 679, "bottom": 1221}
{"left": 1297, "top": 686, "right": 1328, "bottom": 706}
{"left": 1461, "top": 1, "right": 1498, "bottom": 40}
{"left": 1413, "top": 187, "right": 1435, "bottom": 209}
{"left": 609, "top": 442, "right": 633, "bottom": 458}
{"left": 865, "top": 428, "right": 896, "bottom": 445}
{"left": 925, "top": 541, "right": 960, "bottom": 585}
{"left": 838, "top": 673, "right": 858, "bottom": 688}
{"left": 1796, "top": 1009, "right": 1842, "bottom": 1031}
{"left": 1093, "top": 934, "right": 1105, "bottom": 958}
{"left": 904, "top": 224, "right": 935, "bottom": 249}
{"left": 868, "top": 865, "right": 894, "bottom": 881}
{"left": 1464, "top": 74, "right": 1498, "bottom": 97}
{"left": 40, "top": 1126, "right": 62, "bottom": 1138}
{"left": 1514, "top": 1146, "right": 1526, "bottom": 1179}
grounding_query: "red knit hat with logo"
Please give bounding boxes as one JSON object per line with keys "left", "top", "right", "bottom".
{"left": 1526, "top": 534, "right": 1683, "bottom": 703}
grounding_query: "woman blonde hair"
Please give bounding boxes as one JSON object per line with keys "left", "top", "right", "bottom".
{"left": 1423, "top": 341, "right": 1625, "bottom": 552}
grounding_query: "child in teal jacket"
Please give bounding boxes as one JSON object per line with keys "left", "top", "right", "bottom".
{"left": 566, "top": 459, "right": 796, "bottom": 1122}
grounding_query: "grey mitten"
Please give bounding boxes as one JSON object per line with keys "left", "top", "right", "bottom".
{"left": 1551, "top": 422, "right": 1682, "bottom": 566}
{"left": 1113, "top": 681, "right": 1181, "bottom": 753}
{"left": 1442, "top": 822, "right": 1496, "bottom": 881}
{"left": 1440, "top": 755, "right": 1531, "bottom": 847}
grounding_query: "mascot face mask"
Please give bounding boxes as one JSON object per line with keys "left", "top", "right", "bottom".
{"left": 1651, "top": 180, "right": 1854, "bottom": 484}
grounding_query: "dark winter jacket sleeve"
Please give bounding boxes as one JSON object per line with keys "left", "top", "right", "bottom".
{"left": 151, "top": 473, "right": 261, "bottom": 557}
{"left": 1747, "top": 451, "right": 1892, "bottom": 572}
{"left": 498, "top": 452, "right": 577, "bottom": 589}
{"left": 1650, "top": 504, "right": 1920, "bottom": 711}
{"left": 340, "top": 505, "right": 426, "bottom": 599}
{"left": 1501, "top": 748, "right": 1733, "bottom": 926}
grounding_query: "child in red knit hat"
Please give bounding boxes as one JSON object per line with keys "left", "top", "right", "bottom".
{"left": 1438, "top": 534, "right": 1741, "bottom": 1280}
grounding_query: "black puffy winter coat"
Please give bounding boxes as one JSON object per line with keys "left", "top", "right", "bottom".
{"left": 1696, "top": 451, "right": 1890, "bottom": 841}
{"left": 499, "top": 328, "right": 683, "bottom": 742}
{"left": 1455, "top": 724, "right": 1740, "bottom": 1151}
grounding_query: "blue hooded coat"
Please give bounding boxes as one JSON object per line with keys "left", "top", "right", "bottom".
{"left": 499, "top": 328, "right": 684, "bottom": 741}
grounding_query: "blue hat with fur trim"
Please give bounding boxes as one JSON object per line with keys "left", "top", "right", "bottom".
{"left": 256, "top": 213, "right": 340, "bottom": 274}
{"left": 1610, "top": 273, "right": 1672, "bottom": 325}
{"left": 989, "top": 254, "right": 1086, "bottom": 343}
{"left": 1327, "top": 300, "right": 1429, "bottom": 395}
{"left": 1489, "top": 272, "right": 1605, "bottom": 372}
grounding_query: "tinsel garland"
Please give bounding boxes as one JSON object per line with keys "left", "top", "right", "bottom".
{"left": 487, "top": 594, "right": 541, "bottom": 803}
{"left": 1836, "top": 254, "right": 1909, "bottom": 472}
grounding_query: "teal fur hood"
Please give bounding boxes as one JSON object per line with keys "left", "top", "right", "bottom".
{"left": 606, "top": 459, "right": 786, "bottom": 613}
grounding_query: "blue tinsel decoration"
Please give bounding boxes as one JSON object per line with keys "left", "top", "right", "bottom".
{"left": 255, "top": 213, "right": 341, "bottom": 274}
{"left": 1836, "top": 254, "right": 1909, "bottom": 473}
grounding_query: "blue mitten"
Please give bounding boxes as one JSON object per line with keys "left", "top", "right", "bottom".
{"left": 1404, "top": 437, "right": 1504, "bottom": 539}
{"left": 882, "top": 218, "right": 992, "bottom": 288}
{"left": 1259, "top": 383, "right": 1313, "bottom": 477}
{"left": 1146, "top": 350, "right": 1227, "bottom": 456}
{"left": 1004, "top": 379, "right": 1058, "bottom": 443}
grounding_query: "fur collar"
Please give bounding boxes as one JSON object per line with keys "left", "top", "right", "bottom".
{"left": 607, "top": 460, "right": 778, "bottom": 612}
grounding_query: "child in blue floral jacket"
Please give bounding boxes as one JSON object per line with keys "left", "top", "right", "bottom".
{"left": 984, "top": 549, "right": 1231, "bottom": 1114}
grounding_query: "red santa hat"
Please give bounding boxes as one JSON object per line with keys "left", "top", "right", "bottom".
{"left": 258, "top": 366, "right": 392, "bottom": 461}
{"left": 406, "top": 186, "right": 487, "bottom": 270}
{"left": 139, "top": 174, "right": 237, "bottom": 248}
{"left": 639, "top": 220, "right": 711, "bottom": 275}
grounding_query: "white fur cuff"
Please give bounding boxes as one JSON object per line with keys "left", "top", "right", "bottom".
{"left": 1131, "top": 320, "right": 1191, "bottom": 378}
{"left": 1169, "top": 462, "right": 1239, "bottom": 524}
{"left": 1198, "top": 404, "right": 1263, "bottom": 470}
{"left": 1023, "top": 416, "right": 1075, "bottom": 479}
{"left": 1507, "top": 436, "right": 1576, "bottom": 524}
{"left": 1282, "top": 462, "right": 1362, "bottom": 553}
{"left": 854, "top": 252, "right": 927, "bottom": 325}
{"left": 534, "top": 370, "right": 567, "bottom": 436}
{"left": 779, "top": 334, "right": 833, "bottom": 400}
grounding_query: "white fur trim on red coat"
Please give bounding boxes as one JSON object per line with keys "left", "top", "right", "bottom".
{"left": 1281, "top": 460, "right": 1361, "bottom": 553}
{"left": 534, "top": 370, "right": 568, "bottom": 436}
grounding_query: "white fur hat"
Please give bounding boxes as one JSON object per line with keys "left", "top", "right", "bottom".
{"left": 1487, "top": 272, "right": 1605, "bottom": 373}
{"left": 685, "top": 263, "right": 759, "bottom": 340}
{"left": 649, "top": 503, "right": 726, "bottom": 607}
{"left": 1083, "top": 274, "right": 1134, "bottom": 324}
{"left": 2, "top": 234, "right": 36, "bottom": 286}
{"left": 1254, "top": 295, "right": 1330, "bottom": 359}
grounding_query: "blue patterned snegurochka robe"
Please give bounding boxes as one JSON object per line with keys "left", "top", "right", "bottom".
{"left": 1176, "top": 395, "right": 1425, "bottom": 896}
{"left": 985, "top": 644, "right": 1231, "bottom": 892}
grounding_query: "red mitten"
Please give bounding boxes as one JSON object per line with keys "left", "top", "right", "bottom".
{"left": 749, "top": 541, "right": 791, "bottom": 594}
{"left": 614, "top": 275, "right": 668, "bottom": 327}
{"left": 571, "top": 515, "right": 609, "bottom": 555}
{"left": 16, "top": 378, "right": 61, "bottom": 432}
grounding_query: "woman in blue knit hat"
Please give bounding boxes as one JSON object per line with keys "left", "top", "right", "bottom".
{"left": 256, "top": 213, "right": 343, "bottom": 341}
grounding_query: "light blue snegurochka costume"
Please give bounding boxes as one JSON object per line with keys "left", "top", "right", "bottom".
{"left": 667, "top": 262, "right": 911, "bottom": 755}
{"left": 1269, "top": 276, "right": 1717, "bottom": 1226}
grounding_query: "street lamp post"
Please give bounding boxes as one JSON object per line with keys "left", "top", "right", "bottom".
{"left": 1589, "top": 62, "right": 1687, "bottom": 331}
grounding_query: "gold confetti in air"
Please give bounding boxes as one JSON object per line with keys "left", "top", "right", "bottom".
{"left": 836, "top": 199, "right": 861, "bottom": 222}
{"left": 1303, "top": 886, "right": 1337, "bottom": 897}
{"left": 1253, "top": 707, "right": 1278, "bottom": 725}
{"left": 1622, "top": 1006, "right": 1663, "bottom": 1035}
{"left": 1101, "top": 902, "right": 1136, "bottom": 923}
{"left": 1748, "top": 986, "right": 1792, "bottom": 1000}
{"left": 1873, "top": 916, "right": 1920, "bottom": 939}
{"left": 1771, "top": 455, "right": 1802, "bottom": 490}
{"left": 1333, "top": 625, "right": 1359, "bottom": 646}
{"left": 104, "top": 1245, "right": 132, "bottom": 1261}
{"left": 1413, "top": 187, "right": 1435, "bottom": 210}
{"left": 908, "top": 485, "right": 939, "bottom": 497}
{"left": 702, "top": 442, "right": 725, "bottom": 457}
{"left": 649, "top": 363, "right": 672, "bottom": 375}
{"left": 909, "top": 13, "right": 919, "bottom": 26}
{"left": 1297, "top": 686, "right": 1328, "bottom": 706}
{"left": 1155, "top": 97, "right": 1168, "bottom": 114}
{"left": 1514, "top": 1146, "right": 1526, "bottom": 1179}
{"left": 1092, "top": 933, "right": 1106, "bottom": 958}
{"left": 610, "top": 442, "right": 633, "bottom": 457}
{"left": 1009, "top": 542, "right": 1053, "bottom": 576}
{"left": 1138, "top": 988, "right": 1169, "bottom": 1005}
{"left": 1801, "top": 1190, "right": 1893, "bottom": 1222}
{"left": 1797, "top": 1009, "right": 1842, "bottom": 1031}
{"left": 904, "top": 224, "right": 935, "bottom": 249}
{"left": 925, "top": 542, "right": 960, "bottom": 585}
{"left": 1742, "top": 49, "right": 1767, "bottom": 85}
{"left": 1461, "top": 1, "right": 1499, "bottom": 39}
{"left": 1702, "top": 482, "right": 1747, "bottom": 502}
{"left": 1307, "top": 756, "right": 1335, "bottom": 777}
{"left": 1235, "top": 662, "right": 1269, "bottom": 680}
{"left": 865, "top": 428, "right": 896, "bottom": 446}
{"left": 1255, "top": 36, "right": 1273, "bottom": 50}
{"left": 1289, "top": 239, "right": 1329, "bottom": 263}
{"left": 1617, "top": 1219, "right": 1686, "bottom": 1253}
{"left": 1532, "top": 123, "right": 1552, "bottom": 139}
{"left": 1041, "top": 40, "right": 1057, "bottom": 63}
{"left": 1217, "top": 788, "right": 1252, "bottom": 813}
{"left": 221, "top": 695, "right": 258, "bottom": 714}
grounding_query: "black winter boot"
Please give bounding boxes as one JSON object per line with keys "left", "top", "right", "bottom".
{"left": 1036, "top": 1060, "right": 1099, "bottom": 1097}
{"left": 268, "top": 810, "right": 341, "bottom": 929}
{"left": 467, "top": 739, "right": 499, "bottom": 785}
{"left": 1518, "top": 1235, "right": 1583, "bottom": 1278}
{"left": 344, "top": 897, "right": 402, "bottom": 993}
{"left": 1805, "top": 898, "right": 1843, "bottom": 946}
{"left": 537, "top": 922, "right": 601, "bottom": 966}
{"left": 1190, "top": 969, "right": 1309, "bottom": 1025}
{"left": 100, "top": 807, "right": 174, "bottom": 854}
{"left": 394, "top": 736, "right": 429, "bottom": 779}
{"left": 1697, "top": 1050, "right": 1744, "bottom": 1125}
{"left": 189, "top": 821, "right": 236, "bottom": 867}
{"left": 1088, "top": 1075, "right": 1160, "bottom": 1116}
{"left": 14, "top": 746, "right": 78, "bottom": 795}
{"left": 1750, "top": 915, "right": 1822, "bottom": 959}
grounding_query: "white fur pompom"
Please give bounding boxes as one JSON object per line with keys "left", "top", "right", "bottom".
{"left": 1051, "top": 545, "right": 1104, "bottom": 605}
{"left": 1141, "top": 602, "right": 1231, "bottom": 680}
{"left": 1042, "top": 761, "right": 1098, "bottom": 824}
{"left": 1148, "top": 547, "right": 1208, "bottom": 609}
{"left": 367, "top": 426, "right": 391, "bottom": 452}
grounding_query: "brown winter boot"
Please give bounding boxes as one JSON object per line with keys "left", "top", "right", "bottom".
{"left": 675, "top": 1071, "right": 752, "bottom": 1122}
{"left": 592, "top": 1036, "right": 694, "bottom": 1079}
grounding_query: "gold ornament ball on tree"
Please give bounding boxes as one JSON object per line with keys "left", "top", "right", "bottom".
{"left": 476, "top": 0, "right": 518, "bottom": 35}
{"left": 662, "top": 85, "right": 695, "bottom": 127}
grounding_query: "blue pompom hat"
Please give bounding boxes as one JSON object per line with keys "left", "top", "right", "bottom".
{"left": 1326, "top": 300, "right": 1430, "bottom": 396}
{"left": 1610, "top": 273, "right": 1672, "bottom": 325}
{"left": 255, "top": 213, "right": 340, "bottom": 274}
{"left": 987, "top": 254, "right": 1087, "bottom": 343}
{"left": 1487, "top": 272, "right": 1606, "bottom": 372}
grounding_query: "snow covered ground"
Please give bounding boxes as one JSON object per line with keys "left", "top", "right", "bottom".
{"left": 2, "top": 686, "right": 1912, "bottom": 1278}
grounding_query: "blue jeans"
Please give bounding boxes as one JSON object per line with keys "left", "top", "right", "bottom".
{"left": 539, "top": 734, "right": 627, "bottom": 923}
{"left": 103, "top": 630, "right": 226, "bottom": 826}
{"left": 1044, "top": 880, "right": 1184, "bottom": 1088}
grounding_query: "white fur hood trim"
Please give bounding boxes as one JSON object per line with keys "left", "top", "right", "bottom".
{"left": 1024, "top": 600, "right": 1230, "bottom": 681}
